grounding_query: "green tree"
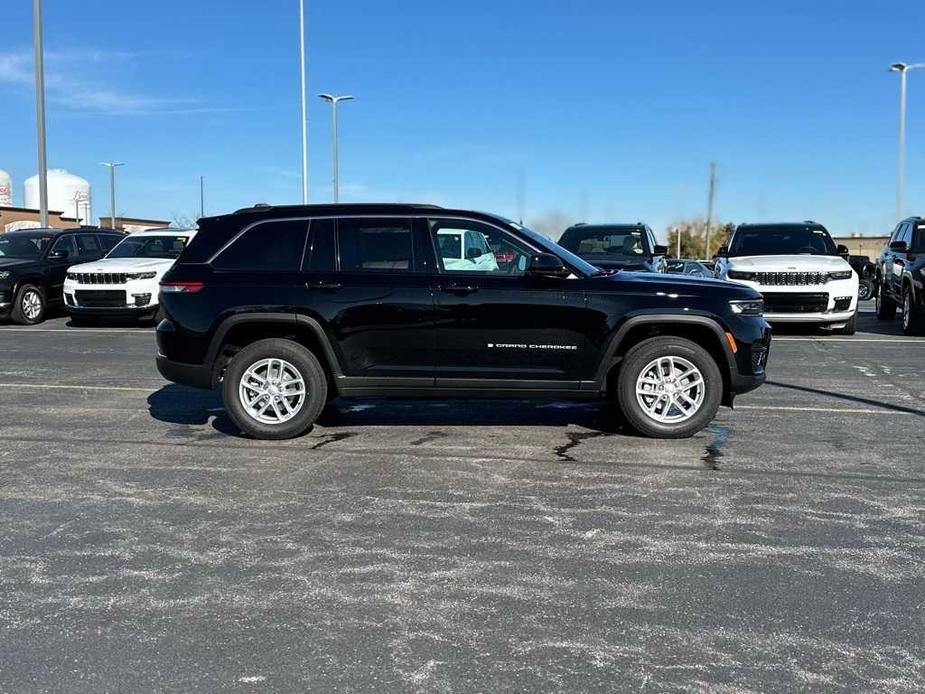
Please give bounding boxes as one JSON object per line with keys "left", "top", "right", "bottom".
{"left": 666, "top": 220, "right": 734, "bottom": 259}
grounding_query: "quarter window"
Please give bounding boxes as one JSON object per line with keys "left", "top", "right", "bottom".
{"left": 213, "top": 220, "right": 309, "bottom": 271}
{"left": 306, "top": 218, "right": 335, "bottom": 271}
{"left": 337, "top": 218, "right": 413, "bottom": 272}
{"left": 430, "top": 219, "right": 532, "bottom": 275}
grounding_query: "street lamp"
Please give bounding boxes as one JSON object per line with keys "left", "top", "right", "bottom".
{"left": 318, "top": 94, "right": 354, "bottom": 203}
{"left": 32, "top": 0, "right": 49, "bottom": 228}
{"left": 100, "top": 162, "right": 124, "bottom": 229}
{"left": 298, "top": 0, "right": 308, "bottom": 204}
{"left": 889, "top": 62, "right": 925, "bottom": 220}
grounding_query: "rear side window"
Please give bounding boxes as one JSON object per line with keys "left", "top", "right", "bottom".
{"left": 306, "top": 218, "right": 335, "bottom": 271}
{"left": 77, "top": 234, "right": 101, "bottom": 256}
{"left": 213, "top": 220, "right": 309, "bottom": 271}
{"left": 338, "top": 218, "right": 413, "bottom": 272}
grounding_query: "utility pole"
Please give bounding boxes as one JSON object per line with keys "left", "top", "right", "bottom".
{"left": 516, "top": 169, "right": 525, "bottom": 224}
{"left": 199, "top": 175, "right": 205, "bottom": 218}
{"left": 704, "top": 162, "right": 717, "bottom": 260}
{"left": 100, "top": 162, "right": 124, "bottom": 229}
{"left": 298, "top": 0, "right": 309, "bottom": 203}
{"left": 32, "top": 0, "right": 49, "bottom": 227}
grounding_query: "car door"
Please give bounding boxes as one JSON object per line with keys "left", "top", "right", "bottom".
{"left": 45, "top": 234, "right": 78, "bottom": 302}
{"left": 427, "top": 216, "right": 593, "bottom": 389}
{"left": 299, "top": 216, "right": 436, "bottom": 383}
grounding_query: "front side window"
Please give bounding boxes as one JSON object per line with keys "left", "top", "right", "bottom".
{"left": 77, "top": 234, "right": 101, "bottom": 256}
{"left": 430, "top": 219, "right": 532, "bottom": 275}
{"left": 913, "top": 224, "right": 925, "bottom": 251}
{"left": 108, "top": 235, "right": 190, "bottom": 260}
{"left": 50, "top": 235, "right": 78, "bottom": 258}
{"left": 558, "top": 226, "right": 651, "bottom": 260}
{"left": 898, "top": 223, "right": 912, "bottom": 246}
{"left": 213, "top": 221, "right": 308, "bottom": 271}
{"left": 729, "top": 226, "right": 837, "bottom": 256}
{"left": 338, "top": 218, "right": 413, "bottom": 272}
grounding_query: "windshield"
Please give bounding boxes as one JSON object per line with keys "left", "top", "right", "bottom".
{"left": 558, "top": 226, "right": 651, "bottom": 260}
{"left": 107, "top": 235, "right": 189, "bottom": 259}
{"left": 0, "top": 233, "right": 54, "bottom": 259}
{"left": 729, "top": 226, "right": 837, "bottom": 256}
{"left": 512, "top": 222, "right": 601, "bottom": 276}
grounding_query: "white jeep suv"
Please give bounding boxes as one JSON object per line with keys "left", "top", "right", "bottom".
{"left": 714, "top": 222, "right": 858, "bottom": 334}
{"left": 64, "top": 228, "right": 195, "bottom": 325}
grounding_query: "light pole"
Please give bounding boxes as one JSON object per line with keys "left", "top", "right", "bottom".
{"left": 100, "top": 162, "right": 124, "bottom": 229}
{"left": 318, "top": 94, "right": 354, "bottom": 203}
{"left": 889, "top": 62, "right": 925, "bottom": 221}
{"left": 33, "top": 0, "right": 49, "bottom": 227}
{"left": 298, "top": 0, "right": 308, "bottom": 203}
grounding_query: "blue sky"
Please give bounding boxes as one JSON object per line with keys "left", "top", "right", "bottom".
{"left": 2, "top": 0, "right": 924, "bottom": 238}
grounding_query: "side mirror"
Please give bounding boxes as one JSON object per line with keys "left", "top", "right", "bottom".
{"left": 465, "top": 247, "right": 483, "bottom": 260}
{"left": 836, "top": 243, "right": 850, "bottom": 257}
{"left": 652, "top": 244, "right": 668, "bottom": 256}
{"left": 714, "top": 245, "right": 729, "bottom": 258}
{"left": 48, "top": 249, "right": 69, "bottom": 259}
{"left": 526, "top": 253, "right": 569, "bottom": 279}
{"left": 890, "top": 240, "right": 908, "bottom": 253}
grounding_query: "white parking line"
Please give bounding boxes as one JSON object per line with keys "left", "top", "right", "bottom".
{"left": 0, "top": 328, "right": 151, "bottom": 334}
{"left": 737, "top": 405, "right": 919, "bottom": 415}
{"left": 0, "top": 383, "right": 156, "bottom": 392}
{"left": 774, "top": 337, "right": 923, "bottom": 342}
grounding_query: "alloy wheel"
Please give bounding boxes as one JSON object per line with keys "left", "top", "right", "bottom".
{"left": 238, "top": 358, "right": 307, "bottom": 425}
{"left": 635, "top": 356, "right": 705, "bottom": 423}
{"left": 22, "top": 290, "right": 42, "bottom": 321}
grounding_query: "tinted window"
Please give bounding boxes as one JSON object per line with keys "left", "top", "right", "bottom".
{"left": 99, "top": 234, "right": 122, "bottom": 252}
{"left": 77, "top": 234, "right": 101, "bottom": 256}
{"left": 108, "top": 235, "right": 190, "bottom": 259}
{"left": 558, "top": 226, "right": 650, "bottom": 259}
{"left": 430, "top": 219, "right": 532, "bottom": 275}
{"left": 898, "top": 223, "right": 912, "bottom": 246}
{"left": 306, "top": 218, "right": 335, "bottom": 271}
{"left": 213, "top": 220, "right": 308, "bottom": 271}
{"left": 50, "top": 235, "right": 78, "bottom": 258}
{"left": 914, "top": 224, "right": 925, "bottom": 251}
{"left": 0, "top": 234, "right": 52, "bottom": 259}
{"left": 729, "top": 226, "right": 837, "bottom": 256}
{"left": 338, "top": 218, "right": 412, "bottom": 272}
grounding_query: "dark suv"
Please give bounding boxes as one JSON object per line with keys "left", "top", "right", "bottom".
{"left": 558, "top": 223, "right": 668, "bottom": 273}
{"left": 0, "top": 227, "right": 124, "bottom": 324}
{"left": 156, "top": 204, "right": 770, "bottom": 440}
{"left": 875, "top": 216, "right": 925, "bottom": 335}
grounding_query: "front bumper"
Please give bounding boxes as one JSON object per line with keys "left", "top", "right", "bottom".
{"left": 764, "top": 309, "right": 855, "bottom": 325}
{"left": 725, "top": 277, "right": 858, "bottom": 325}
{"left": 63, "top": 279, "right": 159, "bottom": 314}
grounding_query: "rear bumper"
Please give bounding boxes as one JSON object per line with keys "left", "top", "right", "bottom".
{"left": 156, "top": 354, "right": 213, "bottom": 390}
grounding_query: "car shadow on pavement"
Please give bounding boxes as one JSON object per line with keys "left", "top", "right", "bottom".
{"left": 147, "top": 384, "right": 240, "bottom": 436}
{"left": 147, "top": 383, "right": 634, "bottom": 437}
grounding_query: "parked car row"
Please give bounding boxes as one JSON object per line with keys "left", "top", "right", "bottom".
{"left": 875, "top": 216, "right": 925, "bottom": 335}
{"left": 0, "top": 226, "right": 195, "bottom": 325}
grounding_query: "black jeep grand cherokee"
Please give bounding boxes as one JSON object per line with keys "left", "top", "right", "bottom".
{"left": 156, "top": 204, "right": 770, "bottom": 440}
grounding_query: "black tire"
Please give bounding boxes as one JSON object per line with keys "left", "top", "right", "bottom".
{"left": 857, "top": 280, "right": 873, "bottom": 302}
{"left": 222, "top": 338, "right": 328, "bottom": 440}
{"left": 875, "top": 284, "right": 896, "bottom": 320}
{"left": 69, "top": 314, "right": 99, "bottom": 327}
{"left": 10, "top": 284, "right": 46, "bottom": 325}
{"left": 833, "top": 312, "right": 856, "bottom": 336}
{"left": 615, "top": 336, "right": 723, "bottom": 439}
{"left": 902, "top": 287, "right": 925, "bottom": 336}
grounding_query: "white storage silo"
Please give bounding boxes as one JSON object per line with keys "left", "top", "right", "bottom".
{"left": 0, "top": 169, "right": 12, "bottom": 206}
{"left": 24, "top": 169, "right": 92, "bottom": 226}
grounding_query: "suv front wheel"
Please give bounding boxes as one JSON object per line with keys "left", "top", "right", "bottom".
{"left": 222, "top": 338, "right": 328, "bottom": 440}
{"left": 615, "top": 336, "right": 723, "bottom": 438}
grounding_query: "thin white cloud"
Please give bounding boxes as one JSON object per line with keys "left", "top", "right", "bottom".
{"left": 0, "top": 48, "right": 218, "bottom": 116}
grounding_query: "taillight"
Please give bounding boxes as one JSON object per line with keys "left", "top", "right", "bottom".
{"left": 159, "top": 281, "right": 204, "bottom": 294}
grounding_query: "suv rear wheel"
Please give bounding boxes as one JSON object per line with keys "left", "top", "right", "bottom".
{"left": 222, "top": 338, "right": 328, "bottom": 440}
{"left": 876, "top": 283, "right": 896, "bottom": 320}
{"left": 902, "top": 287, "right": 925, "bottom": 336}
{"left": 615, "top": 336, "right": 723, "bottom": 438}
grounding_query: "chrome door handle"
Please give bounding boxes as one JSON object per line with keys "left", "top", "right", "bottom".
{"left": 441, "top": 283, "right": 478, "bottom": 294}
{"left": 307, "top": 280, "right": 342, "bottom": 290}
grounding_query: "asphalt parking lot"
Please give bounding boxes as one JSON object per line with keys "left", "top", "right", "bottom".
{"left": 0, "top": 304, "right": 923, "bottom": 693}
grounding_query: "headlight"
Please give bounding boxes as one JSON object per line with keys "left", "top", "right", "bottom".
{"left": 727, "top": 270, "right": 756, "bottom": 280}
{"left": 0, "top": 271, "right": 11, "bottom": 281}
{"left": 127, "top": 272, "right": 157, "bottom": 280}
{"left": 729, "top": 299, "right": 764, "bottom": 315}
{"left": 828, "top": 269, "right": 853, "bottom": 280}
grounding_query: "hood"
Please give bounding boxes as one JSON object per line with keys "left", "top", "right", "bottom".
{"left": 589, "top": 270, "right": 759, "bottom": 299}
{"left": 0, "top": 257, "right": 39, "bottom": 271}
{"left": 68, "top": 257, "right": 176, "bottom": 274}
{"left": 590, "top": 258, "right": 651, "bottom": 271}
{"left": 726, "top": 254, "right": 849, "bottom": 272}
